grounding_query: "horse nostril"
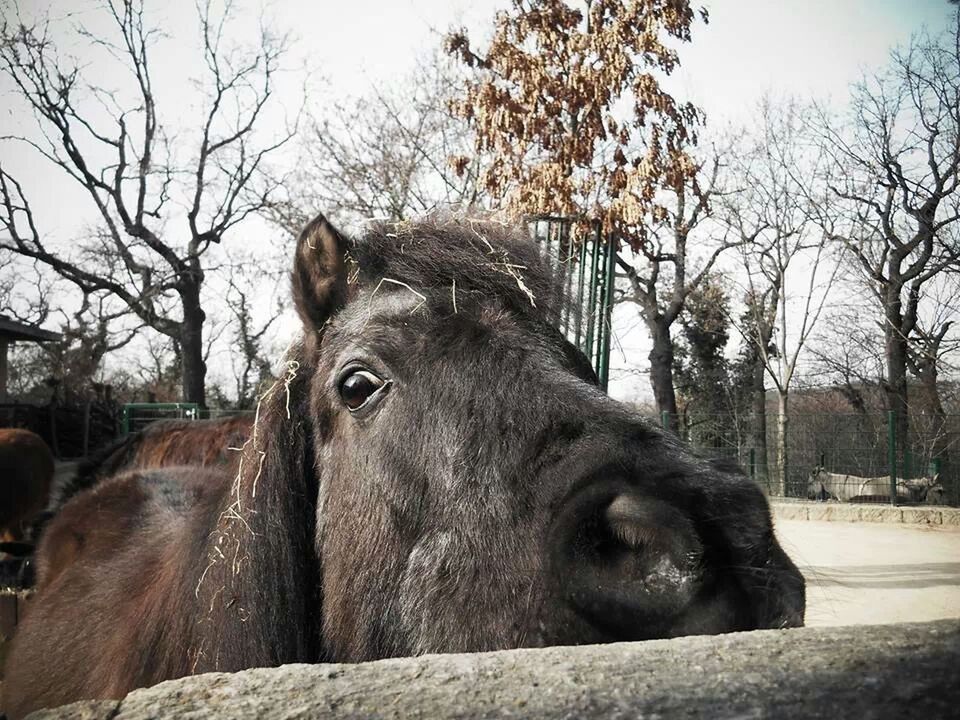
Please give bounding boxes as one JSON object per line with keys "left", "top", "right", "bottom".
{"left": 552, "top": 489, "right": 705, "bottom": 641}
{"left": 604, "top": 494, "right": 660, "bottom": 552}
{"left": 600, "top": 494, "right": 702, "bottom": 570}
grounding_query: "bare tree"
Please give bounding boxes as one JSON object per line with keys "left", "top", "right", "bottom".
{"left": 902, "top": 271, "right": 960, "bottom": 465}
{"left": 724, "top": 98, "right": 840, "bottom": 495}
{"left": 0, "top": 0, "right": 296, "bottom": 406}
{"left": 96, "top": 331, "right": 183, "bottom": 404}
{"left": 270, "top": 51, "right": 484, "bottom": 232}
{"left": 224, "top": 259, "right": 283, "bottom": 409}
{"left": 1, "top": 252, "right": 142, "bottom": 400}
{"left": 0, "top": 252, "right": 51, "bottom": 327}
{"left": 2, "top": 274, "right": 143, "bottom": 402}
{"left": 814, "top": 13, "right": 960, "bottom": 457}
{"left": 614, "top": 150, "right": 738, "bottom": 431}
{"left": 807, "top": 303, "right": 887, "bottom": 419}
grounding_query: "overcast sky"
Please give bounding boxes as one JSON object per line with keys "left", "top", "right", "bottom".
{"left": 1, "top": 0, "right": 955, "bottom": 401}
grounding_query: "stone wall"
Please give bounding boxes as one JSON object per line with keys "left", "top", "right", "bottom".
{"left": 28, "top": 620, "right": 959, "bottom": 719}
{"left": 771, "top": 500, "right": 960, "bottom": 525}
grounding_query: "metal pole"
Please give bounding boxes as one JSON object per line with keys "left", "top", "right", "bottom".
{"left": 560, "top": 221, "right": 573, "bottom": 336}
{"left": 584, "top": 224, "right": 601, "bottom": 364}
{"left": 598, "top": 230, "right": 616, "bottom": 391}
{"left": 595, "top": 235, "right": 608, "bottom": 372}
{"left": 888, "top": 410, "right": 898, "bottom": 507}
{"left": 574, "top": 231, "right": 587, "bottom": 348}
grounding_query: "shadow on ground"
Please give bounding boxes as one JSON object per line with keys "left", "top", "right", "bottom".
{"left": 799, "top": 562, "right": 960, "bottom": 589}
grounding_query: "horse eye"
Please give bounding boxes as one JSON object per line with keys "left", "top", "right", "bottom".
{"left": 339, "top": 369, "right": 384, "bottom": 411}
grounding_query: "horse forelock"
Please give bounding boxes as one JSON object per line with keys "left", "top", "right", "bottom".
{"left": 347, "top": 217, "right": 566, "bottom": 322}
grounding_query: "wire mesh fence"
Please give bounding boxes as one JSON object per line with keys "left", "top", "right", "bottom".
{"left": 655, "top": 410, "right": 957, "bottom": 507}
{"left": 114, "top": 403, "right": 956, "bottom": 508}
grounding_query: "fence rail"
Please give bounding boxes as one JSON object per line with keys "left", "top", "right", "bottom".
{"left": 0, "top": 400, "right": 118, "bottom": 457}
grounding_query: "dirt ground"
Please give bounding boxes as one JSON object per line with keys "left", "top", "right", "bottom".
{"left": 775, "top": 519, "right": 960, "bottom": 627}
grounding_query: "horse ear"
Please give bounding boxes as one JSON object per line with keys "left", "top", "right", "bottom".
{"left": 292, "top": 213, "right": 349, "bottom": 332}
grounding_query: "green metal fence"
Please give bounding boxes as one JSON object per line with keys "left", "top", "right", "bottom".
{"left": 120, "top": 403, "right": 200, "bottom": 434}
{"left": 118, "top": 404, "right": 261, "bottom": 435}
{"left": 654, "top": 410, "right": 958, "bottom": 507}
{"left": 528, "top": 216, "right": 615, "bottom": 390}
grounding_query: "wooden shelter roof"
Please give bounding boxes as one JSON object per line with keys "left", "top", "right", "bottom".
{"left": 0, "top": 315, "right": 61, "bottom": 343}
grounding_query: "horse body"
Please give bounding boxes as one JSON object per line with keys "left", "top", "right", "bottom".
{"left": 3, "top": 216, "right": 805, "bottom": 718}
{"left": 0, "top": 428, "right": 54, "bottom": 545}
{"left": 5, "top": 467, "right": 229, "bottom": 709}
{"left": 47, "top": 414, "right": 253, "bottom": 517}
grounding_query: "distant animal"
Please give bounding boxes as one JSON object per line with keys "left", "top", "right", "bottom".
{"left": 0, "top": 429, "right": 54, "bottom": 548}
{"left": 2, "top": 215, "right": 806, "bottom": 718}
{"left": 807, "top": 467, "right": 943, "bottom": 504}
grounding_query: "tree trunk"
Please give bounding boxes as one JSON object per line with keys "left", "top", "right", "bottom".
{"left": 915, "top": 357, "right": 949, "bottom": 478}
{"left": 775, "top": 390, "right": 788, "bottom": 497}
{"left": 179, "top": 281, "right": 207, "bottom": 408}
{"left": 648, "top": 317, "right": 679, "bottom": 433}
{"left": 747, "top": 358, "right": 769, "bottom": 489}
{"left": 883, "top": 300, "right": 910, "bottom": 465}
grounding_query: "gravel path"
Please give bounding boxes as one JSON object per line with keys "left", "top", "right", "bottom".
{"left": 775, "top": 518, "right": 960, "bottom": 626}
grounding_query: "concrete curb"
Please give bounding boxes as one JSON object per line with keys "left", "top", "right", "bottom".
{"left": 771, "top": 500, "right": 960, "bottom": 526}
{"left": 23, "top": 620, "right": 960, "bottom": 720}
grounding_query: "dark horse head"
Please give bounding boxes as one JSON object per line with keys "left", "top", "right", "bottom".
{"left": 3, "top": 215, "right": 803, "bottom": 717}
{"left": 292, "top": 214, "right": 803, "bottom": 658}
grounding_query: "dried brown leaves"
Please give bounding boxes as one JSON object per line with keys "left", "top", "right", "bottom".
{"left": 447, "top": 0, "right": 706, "bottom": 248}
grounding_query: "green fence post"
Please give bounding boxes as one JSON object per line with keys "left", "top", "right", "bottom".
{"left": 597, "top": 231, "right": 616, "bottom": 392}
{"left": 887, "top": 410, "right": 898, "bottom": 507}
{"left": 661, "top": 411, "right": 670, "bottom": 431}
{"left": 574, "top": 233, "right": 588, "bottom": 348}
{"left": 930, "top": 457, "right": 942, "bottom": 477}
{"left": 584, "top": 225, "right": 601, "bottom": 365}
{"left": 749, "top": 448, "right": 756, "bottom": 480}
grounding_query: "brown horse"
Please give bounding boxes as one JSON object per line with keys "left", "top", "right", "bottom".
{"left": 15, "top": 414, "right": 253, "bottom": 588}
{"left": 0, "top": 429, "right": 54, "bottom": 548}
{"left": 45, "top": 414, "right": 253, "bottom": 518}
{"left": 2, "top": 215, "right": 805, "bottom": 718}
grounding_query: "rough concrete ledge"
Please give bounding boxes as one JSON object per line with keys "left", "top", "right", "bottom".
{"left": 27, "top": 620, "right": 960, "bottom": 720}
{"left": 771, "top": 500, "right": 960, "bottom": 525}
